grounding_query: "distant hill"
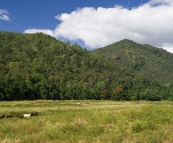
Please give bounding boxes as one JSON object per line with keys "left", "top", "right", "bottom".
{"left": 92, "top": 39, "right": 173, "bottom": 85}
{"left": 0, "top": 31, "right": 173, "bottom": 101}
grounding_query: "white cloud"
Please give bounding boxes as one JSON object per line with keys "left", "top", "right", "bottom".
{"left": 24, "top": 29, "right": 55, "bottom": 37}
{"left": 24, "top": 1, "right": 173, "bottom": 53}
{"left": 0, "top": 9, "right": 10, "bottom": 21}
{"left": 162, "top": 43, "right": 173, "bottom": 53}
{"left": 149, "top": 0, "right": 173, "bottom": 5}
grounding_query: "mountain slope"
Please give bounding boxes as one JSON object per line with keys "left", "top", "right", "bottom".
{"left": 92, "top": 39, "right": 173, "bottom": 85}
{"left": 0, "top": 31, "right": 136, "bottom": 100}
{"left": 0, "top": 32, "right": 173, "bottom": 101}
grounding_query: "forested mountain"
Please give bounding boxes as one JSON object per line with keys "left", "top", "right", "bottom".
{"left": 0, "top": 31, "right": 173, "bottom": 101}
{"left": 92, "top": 39, "right": 173, "bottom": 85}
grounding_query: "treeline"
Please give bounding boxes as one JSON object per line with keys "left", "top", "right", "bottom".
{"left": 0, "top": 31, "right": 173, "bottom": 101}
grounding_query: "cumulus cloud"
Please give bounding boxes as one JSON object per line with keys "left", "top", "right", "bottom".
{"left": 0, "top": 9, "right": 10, "bottom": 21}
{"left": 162, "top": 43, "right": 173, "bottom": 53}
{"left": 149, "top": 0, "right": 173, "bottom": 5}
{"left": 24, "top": 29, "right": 55, "bottom": 37}
{"left": 24, "top": 0, "right": 173, "bottom": 53}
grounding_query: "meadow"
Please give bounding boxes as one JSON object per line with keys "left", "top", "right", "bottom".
{"left": 1, "top": 100, "right": 173, "bottom": 143}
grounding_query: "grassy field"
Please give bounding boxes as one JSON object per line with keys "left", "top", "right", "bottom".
{"left": 1, "top": 100, "right": 173, "bottom": 143}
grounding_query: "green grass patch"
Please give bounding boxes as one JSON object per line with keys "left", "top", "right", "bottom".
{"left": 0, "top": 100, "right": 173, "bottom": 142}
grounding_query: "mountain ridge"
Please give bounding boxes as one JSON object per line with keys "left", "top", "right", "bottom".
{"left": 0, "top": 31, "right": 173, "bottom": 101}
{"left": 92, "top": 39, "right": 173, "bottom": 85}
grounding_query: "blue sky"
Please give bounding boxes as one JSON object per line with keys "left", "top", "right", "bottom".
{"left": 1, "top": 0, "right": 173, "bottom": 52}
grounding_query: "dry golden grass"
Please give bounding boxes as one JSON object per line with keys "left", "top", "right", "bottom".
{"left": 0, "top": 100, "right": 173, "bottom": 142}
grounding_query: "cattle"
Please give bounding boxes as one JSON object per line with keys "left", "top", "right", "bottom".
{"left": 23, "top": 113, "right": 31, "bottom": 118}
{"left": 16, "top": 114, "right": 24, "bottom": 119}
{"left": 0, "top": 115, "right": 5, "bottom": 119}
{"left": 0, "top": 111, "right": 39, "bottom": 119}
{"left": 31, "top": 111, "right": 39, "bottom": 116}
{"left": 6, "top": 115, "right": 13, "bottom": 118}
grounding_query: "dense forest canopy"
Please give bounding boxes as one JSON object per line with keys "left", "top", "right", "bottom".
{"left": 92, "top": 39, "right": 173, "bottom": 85}
{"left": 0, "top": 31, "right": 173, "bottom": 101}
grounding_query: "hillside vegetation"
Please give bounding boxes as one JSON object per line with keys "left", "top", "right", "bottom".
{"left": 92, "top": 39, "right": 173, "bottom": 85}
{"left": 0, "top": 31, "right": 173, "bottom": 101}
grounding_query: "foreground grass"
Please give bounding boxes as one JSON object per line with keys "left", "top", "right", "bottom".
{"left": 0, "top": 100, "right": 173, "bottom": 143}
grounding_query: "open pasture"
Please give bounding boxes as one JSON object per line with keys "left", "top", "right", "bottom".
{"left": 1, "top": 100, "right": 173, "bottom": 143}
